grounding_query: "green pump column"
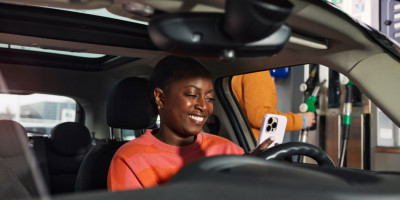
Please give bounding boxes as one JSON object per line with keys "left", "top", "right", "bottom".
{"left": 339, "top": 80, "right": 354, "bottom": 167}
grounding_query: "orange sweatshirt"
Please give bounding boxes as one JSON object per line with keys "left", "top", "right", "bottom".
{"left": 231, "top": 71, "right": 303, "bottom": 140}
{"left": 107, "top": 129, "right": 244, "bottom": 191}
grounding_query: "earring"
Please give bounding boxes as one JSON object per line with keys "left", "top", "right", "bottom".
{"left": 157, "top": 105, "right": 162, "bottom": 110}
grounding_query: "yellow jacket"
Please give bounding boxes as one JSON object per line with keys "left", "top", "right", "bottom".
{"left": 231, "top": 71, "right": 303, "bottom": 141}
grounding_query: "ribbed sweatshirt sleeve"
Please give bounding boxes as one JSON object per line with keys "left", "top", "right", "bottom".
{"left": 232, "top": 71, "right": 303, "bottom": 140}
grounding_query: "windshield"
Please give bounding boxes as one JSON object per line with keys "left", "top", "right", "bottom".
{"left": 360, "top": 23, "right": 400, "bottom": 59}
{"left": 324, "top": 0, "right": 400, "bottom": 60}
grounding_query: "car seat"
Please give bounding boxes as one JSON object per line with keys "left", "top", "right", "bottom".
{"left": 0, "top": 120, "right": 42, "bottom": 199}
{"left": 75, "top": 77, "right": 158, "bottom": 191}
{"left": 44, "top": 122, "right": 92, "bottom": 194}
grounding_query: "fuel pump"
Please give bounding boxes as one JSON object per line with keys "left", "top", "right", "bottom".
{"left": 297, "top": 64, "right": 326, "bottom": 162}
{"left": 299, "top": 65, "right": 318, "bottom": 110}
{"left": 298, "top": 79, "right": 326, "bottom": 142}
{"left": 328, "top": 69, "right": 341, "bottom": 109}
{"left": 299, "top": 65, "right": 320, "bottom": 130}
{"left": 338, "top": 78, "right": 354, "bottom": 167}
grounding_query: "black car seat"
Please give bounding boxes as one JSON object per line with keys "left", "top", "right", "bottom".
{"left": 0, "top": 120, "right": 42, "bottom": 199}
{"left": 44, "top": 122, "right": 92, "bottom": 194}
{"left": 75, "top": 77, "right": 158, "bottom": 192}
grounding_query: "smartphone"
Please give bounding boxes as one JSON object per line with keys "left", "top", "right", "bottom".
{"left": 256, "top": 114, "right": 287, "bottom": 148}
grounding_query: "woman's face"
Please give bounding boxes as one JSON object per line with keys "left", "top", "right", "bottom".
{"left": 158, "top": 74, "right": 214, "bottom": 139}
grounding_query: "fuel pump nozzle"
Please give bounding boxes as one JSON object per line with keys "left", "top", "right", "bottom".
{"left": 299, "top": 65, "right": 318, "bottom": 97}
{"left": 299, "top": 79, "right": 326, "bottom": 113}
{"left": 297, "top": 79, "right": 326, "bottom": 163}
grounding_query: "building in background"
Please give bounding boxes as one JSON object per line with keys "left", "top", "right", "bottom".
{"left": 0, "top": 94, "right": 76, "bottom": 137}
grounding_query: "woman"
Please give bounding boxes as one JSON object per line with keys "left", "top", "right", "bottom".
{"left": 107, "top": 56, "right": 273, "bottom": 191}
{"left": 232, "top": 70, "right": 316, "bottom": 140}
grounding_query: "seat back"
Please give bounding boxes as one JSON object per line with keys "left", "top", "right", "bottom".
{"left": 0, "top": 157, "right": 31, "bottom": 199}
{"left": 0, "top": 120, "right": 41, "bottom": 199}
{"left": 45, "top": 122, "right": 92, "bottom": 194}
{"left": 74, "top": 140, "right": 125, "bottom": 191}
{"left": 106, "top": 77, "right": 157, "bottom": 130}
{"left": 75, "top": 77, "right": 158, "bottom": 191}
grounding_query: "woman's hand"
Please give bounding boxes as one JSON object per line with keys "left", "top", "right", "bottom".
{"left": 247, "top": 136, "right": 275, "bottom": 156}
{"left": 303, "top": 112, "right": 316, "bottom": 128}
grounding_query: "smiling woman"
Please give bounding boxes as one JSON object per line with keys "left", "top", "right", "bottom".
{"left": 107, "top": 56, "right": 245, "bottom": 190}
{"left": 107, "top": 56, "right": 274, "bottom": 191}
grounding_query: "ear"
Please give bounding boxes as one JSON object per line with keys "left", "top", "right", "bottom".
{"left": 154, "top": 88, "right": 165, "bottom": 108}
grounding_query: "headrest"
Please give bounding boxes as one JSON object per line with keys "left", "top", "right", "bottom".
{"left": 50, "top": 122, "right": 92, "bottom": 156}
{"left": 106, "top": 77, "right": 157, "bottom": 129}
{"left": 0, "top": 120, "right": 28, "bottom": 158}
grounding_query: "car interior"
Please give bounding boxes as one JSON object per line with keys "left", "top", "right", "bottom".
{"left": 1, "top": 0, "right": 400, "bottom": 200}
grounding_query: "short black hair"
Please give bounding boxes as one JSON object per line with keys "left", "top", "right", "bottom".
{"left": 149, "top": 56, "right": 211, "bottom": 113}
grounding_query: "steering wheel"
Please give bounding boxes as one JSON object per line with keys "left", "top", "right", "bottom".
{"left": 170, "top": 142, "right": 334, "bottom": 184}
{"left": 257, "top": 142, "right": 335, "bottom": 168}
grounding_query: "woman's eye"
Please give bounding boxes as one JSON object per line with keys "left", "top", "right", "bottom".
{"left": 186, "top": 94, "right": 197, "bottom": 98}
{"left": 206, "top": 97, "right": 215, "bottom": 102}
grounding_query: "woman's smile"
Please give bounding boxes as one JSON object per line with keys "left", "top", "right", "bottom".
{"left": 188, "top": 114, "right": 206, "bottom": 125}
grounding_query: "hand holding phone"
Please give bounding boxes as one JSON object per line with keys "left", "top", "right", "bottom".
{"left": 257, "top": 114, "right": 287, "bottom": 148}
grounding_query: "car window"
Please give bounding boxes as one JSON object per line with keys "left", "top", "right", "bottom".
{"left": 0, "top": 93, "right": 77, "bottom": 137}
{"left": 231, "top": 65, "right": 400, "bottom": 169}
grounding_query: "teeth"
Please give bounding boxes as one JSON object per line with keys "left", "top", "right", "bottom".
{"left": 189, "top": 115, "right": 204, "bottom": 121}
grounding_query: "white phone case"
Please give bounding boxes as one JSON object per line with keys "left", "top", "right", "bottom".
{"left": 256, "top": 114, "right": 287, "bottom": 148}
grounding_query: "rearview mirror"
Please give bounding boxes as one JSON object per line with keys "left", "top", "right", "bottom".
{"left": 148, "top": 0, "right": 293, "bottom": 59}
